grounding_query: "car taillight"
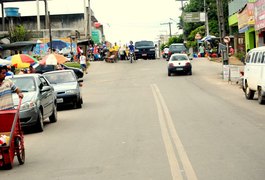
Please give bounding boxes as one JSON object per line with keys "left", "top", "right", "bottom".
{"left": 169, "top": 63, "right": 174, "bottom": 67}
{"left": 185, "top": 62, "right": 191, "bottom": 66}
{"left": 168, "top": 51, "right": 172, "bottom": 56}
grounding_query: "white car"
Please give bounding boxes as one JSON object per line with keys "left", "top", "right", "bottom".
{"left": 167, "top": 53, "right": 192, "bottom": 76}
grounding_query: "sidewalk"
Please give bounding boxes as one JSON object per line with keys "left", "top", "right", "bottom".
{"left": 208, "top": 56, "right": 244, "bottom": 87}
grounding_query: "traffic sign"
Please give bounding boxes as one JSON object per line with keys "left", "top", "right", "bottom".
{"left": 223, "top": 36, "right": 230, "bottom": 44}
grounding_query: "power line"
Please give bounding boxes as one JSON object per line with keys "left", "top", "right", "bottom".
{"left": 160, "top": 22, "right": 172, "bottom": 38}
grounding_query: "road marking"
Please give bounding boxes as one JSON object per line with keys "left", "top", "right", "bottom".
{"left": 151, "top": 84, "right": 198, "bottom": 180}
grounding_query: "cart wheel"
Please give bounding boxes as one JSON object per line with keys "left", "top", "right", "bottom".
{"left": 15, "top": 137, "right": 25, "bottom": 165}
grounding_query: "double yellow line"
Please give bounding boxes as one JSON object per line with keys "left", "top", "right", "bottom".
{"left": 151, "top": 84, "right": 198, "bottom": 180}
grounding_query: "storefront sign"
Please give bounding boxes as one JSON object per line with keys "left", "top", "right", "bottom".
{"left": 238, "top": 3, "right": 255, "bottom": 32}
{"left": 255, "top": 0, "right": 265, "bottom": 30}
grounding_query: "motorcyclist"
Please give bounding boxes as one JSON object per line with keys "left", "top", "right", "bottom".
{"left": 128, "top": 40, "right": 135, "bottom": 60}
{"left": 163, "top": 46, "right": 169, "bottom": 59}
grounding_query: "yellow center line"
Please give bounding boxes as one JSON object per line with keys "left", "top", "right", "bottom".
{"left": 151, "top": 84, "right": 184, "bottom": 180}
{"left": 151, "top": 84, "right": 198, "bottom": 180}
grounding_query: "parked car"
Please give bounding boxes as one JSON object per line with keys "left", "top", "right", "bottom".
{"left": 33, "top": 63, "right": 84, "bottom": 79}
{"left": 167, "top": 53, "right": 192, "bottom": 76}
{"left": 134, "top": 40, "right": 156, "bottom": 60}
{"left": 60, "top": 64, "right": 84, "bottom": 79}
{"left": 167, "top": 43, "right": 188, "bottom": 61}
{"left": 43, "top": 70, "right": 83, "bottom": 109}
{"left": 242, "top": 47, "right": 265, "bottom": 104}
{"left": 11, "top": 74, "right": 57, "bottom": 132}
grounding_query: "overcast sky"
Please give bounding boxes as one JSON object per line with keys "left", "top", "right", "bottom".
{"left": 3, "top": 0, "right": 183, "bottom": 44}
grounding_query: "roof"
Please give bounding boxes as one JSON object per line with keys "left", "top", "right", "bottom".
{"left": 0, "top": 41, "right": 37, "bottom": 51}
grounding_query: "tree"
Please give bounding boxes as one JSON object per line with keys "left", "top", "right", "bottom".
{"left": 175, "top": 0, "right": 229, "bottom": 47}
{"left": 8, "top": 25, "right": 32, "bottom": 43}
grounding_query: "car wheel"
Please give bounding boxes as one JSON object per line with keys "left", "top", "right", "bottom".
{"left": 168, "top": 71, "right": 171, "bottom": 76}
{"left": 188, "top": 70, "right": 192, "bottom": 75}
{"left": 15, "top": 137, "right": 25, "bottom": 165}
{"left": 245, "top": 82, "right": 255, "bottom": 100}
{"left": 49, "top": 103, "right": 58, "bottom": 123}
{"left": 35, "top": 110, "right": 44, "bottom": 132}
{"left": 258, "top": 87, "right": 265, "bottom": 104}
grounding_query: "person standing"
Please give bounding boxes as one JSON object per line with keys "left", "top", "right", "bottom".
{"left": 0, "top": 66, "right": 23, "bottom": 110}
{"left": 199, "top": 44, "right": 205, "bottom": 57}
{"left": 79, "top": 53, "right": 87, "bottom": 74}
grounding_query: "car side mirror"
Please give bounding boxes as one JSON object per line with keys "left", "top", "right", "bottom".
{"left": 40, "top": 86, "right": 51, "bottom": 92}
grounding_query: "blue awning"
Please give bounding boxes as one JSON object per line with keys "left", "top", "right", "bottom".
{"left": 239, "top": 26, "right": 249, "bottom": 33}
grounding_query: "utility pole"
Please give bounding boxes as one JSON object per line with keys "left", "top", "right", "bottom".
{"left": 216, "top": 0, "right": 226, "bottom": 41}
{"left": 88, "top": 0, "right": 92, "bottom": 38}
{"left": 204, "top": 0, "right": 209, "bottom": 36}
{"left": 36, "top": 0, "right": 40, "bottom": 31}
{"left": 160, "top": 22, "right": 172, "bottom": 38}
{"left": 48, "top": 11, "right": 52, "bottom": 51}
{"left": 83, "top": 0, "right": 87, "bottom": 38}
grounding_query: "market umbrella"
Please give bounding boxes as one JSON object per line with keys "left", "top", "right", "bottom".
{"left": 201, "top": 35, "right": 217, "bottom": 42}
{"left": 47, "top": 40, "right": 68, "bottom": 50}
{"left": 39, "top": 53, "right": 67, "bottom": 65}
{"left": 7, "top": 54, "right": 38, "bottom": 68}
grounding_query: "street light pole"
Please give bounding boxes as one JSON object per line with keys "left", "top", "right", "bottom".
{"left": 204, "top": 0, "right": 209, "bottom": 36}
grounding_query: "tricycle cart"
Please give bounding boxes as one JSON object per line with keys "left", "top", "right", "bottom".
{"left": 0, "top": 99, "right": 25, "bottom": 169}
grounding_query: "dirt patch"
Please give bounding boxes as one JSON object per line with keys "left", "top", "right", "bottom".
{"left": 209, "top": 56, "right": 244, "bottom": 66}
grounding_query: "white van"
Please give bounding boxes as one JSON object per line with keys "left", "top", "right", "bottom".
{"left": 243, "top": 46, "right": 265, "bottom": 104}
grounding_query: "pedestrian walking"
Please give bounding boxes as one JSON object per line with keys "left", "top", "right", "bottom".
{"left": 79, "top": 53, "right": 88, "bottom": 74}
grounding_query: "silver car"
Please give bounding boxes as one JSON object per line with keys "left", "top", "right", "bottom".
{"left": 43, "top": 70, "right": 83, "bottom": 109}
{"left": 11, "top": 74, "right": 57, "bottom": 132}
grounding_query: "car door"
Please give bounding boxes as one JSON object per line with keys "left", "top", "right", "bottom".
{"left": 39, "top": 76, "right": 54, "bottom": 118}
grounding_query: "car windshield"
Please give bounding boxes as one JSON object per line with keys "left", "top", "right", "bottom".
{"left": 44, "top": 71, "right": 76, "bottom": 84}
{"left": 12, "top": 77, "right": 36, "bottom": 92}
{"left": 171, "top": 55, "right": 188, "bottom": 61}
{"left": 170, "top": 45, "right": 187, "bottom": 51}
{"left": 135, "top": 41, "right": 154, "bottom": 47}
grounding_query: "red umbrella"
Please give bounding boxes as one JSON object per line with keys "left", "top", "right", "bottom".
{"left": 7, "top": 54, "right": 38, "bottom": 68}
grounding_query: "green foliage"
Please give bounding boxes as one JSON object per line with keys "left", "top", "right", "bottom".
{"left": 234, "top": 52, "right": 245, "bottom": 60}
{"left": 186, "top": 26, "right": 205, "bottom": 48}
{"left": 175, "top": 0, "right": 229, "bottom": 48}
{"left": 160, "top": 35, "right": 184, "bottom": 50}
{"left": 65, "top": 62, "right": 90, "bottom": 68}
{"left": 8, "top": 25, "right": 32, "bottom": 43}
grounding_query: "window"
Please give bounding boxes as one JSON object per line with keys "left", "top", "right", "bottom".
{"left": 262, "top": 52, "right": 265, "bottom": 64}
{"left": 256, "top": 52, "right": 262, "bottom": 63}
{"left": 252, "top": 52, "right": 258, "bottom": 63}
{"left": 245, "top": 51, "right": 252, "bottom": 63}
{"left": 40, "top": 77, "right": 49, "bottom": 86}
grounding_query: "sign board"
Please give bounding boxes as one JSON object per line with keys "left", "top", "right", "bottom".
{"left": 223, "top": 65, "right": 240, "bottom": 82}
{"left": 223, "top": 65, "right": 230, "bottom": 81}
{"left": 223, "top": 36, "right": 230, "bottom": 44}
{"left": 229, "top": 65, "right": 240, "bottom": 82}
{"left": 183, "top": 12, "right": 205, "bottom": 22}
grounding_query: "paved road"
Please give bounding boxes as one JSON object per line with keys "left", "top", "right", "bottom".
{"left": 2, "top": 58, "right": 265, "bottom": 180}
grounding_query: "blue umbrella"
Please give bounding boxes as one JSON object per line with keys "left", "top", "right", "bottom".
{"left": 47, "top": 40, "right": 68, "bottom": 50}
